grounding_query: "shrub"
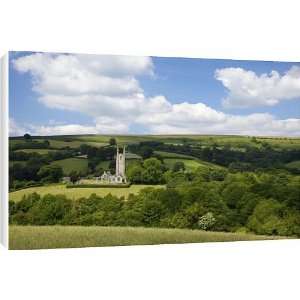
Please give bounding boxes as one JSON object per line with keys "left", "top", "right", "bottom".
{"left": 198, "top": 212, "right": 216, "bottom": 230}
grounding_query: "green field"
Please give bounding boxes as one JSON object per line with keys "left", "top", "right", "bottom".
{"left": 10, "top": 137, "right": 108, "bottom": 149}
{"left": 164, "top": 158, "right": 206, "bottom": 171}
{"left": 96, "top": 160, "right": 111, "bottom": 171}
{"left": 155, "top": 150, "right": 197, "bottom": 159}
{"left": 9, "top": 161, "right": 26, "bottom": 167}
{"left": 155, "top": 150, "right": 224, "bottom": 171}
{"left": 9, "top": 225, "right": 286, "bottom": 250}
{"left": 15, "top": 149, "right": 57, "bottom": 154}
{"left": 285, "top": 160, "right": 300, "bottom": 170}
{"left": 48, "top": 139, "right": 107, "bottom": 149}
{"left": 50, "top": 158, "right": 89, "bottom": 175}
{"left": 9, "top": 184, "right": 165, "bottom": 202}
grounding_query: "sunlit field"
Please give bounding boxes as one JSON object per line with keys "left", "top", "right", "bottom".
{"left": 9, "top": 225, "right": 286, "bottom": 250}
{"left": 9, "top": 184, "right": 165, "bottom": 202}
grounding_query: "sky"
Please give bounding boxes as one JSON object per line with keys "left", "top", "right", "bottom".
{"left": 9, "top": 51, "right": 300, "bottom": 137}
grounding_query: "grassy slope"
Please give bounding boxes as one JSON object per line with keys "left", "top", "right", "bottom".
{"left": 10, "top": 135, "right": 300, "bottom": 149}
{"left": 96, "top": 160, "right": 111, "bottom": 170}
{"left": 164, "top": 159, "right": 206, "bottom": 171}
{"left": 50, "top": 158, "right": 89, "bottom": 175}
{"left": 9, "top": 184, "right": 165, "bottom": 202}
{"left": 285, "top": 160, "right": 300, "bottom": 170}
{"left": 14, "top": 149, "right": 57, "bottom": 154}
{"left": 10, "top": 135, "right": 300, "bottom": 153}
{"left": 154, "top": 150, "right": 197, "bottom": 159}
{"left": 156, "top": 150, "right": 224, "bottom": 171}
{"left": 10, "top": 138, "right": 107, "bottom": 149}
{"left": 9, "top": 226, "right": 286, "bottom": 250}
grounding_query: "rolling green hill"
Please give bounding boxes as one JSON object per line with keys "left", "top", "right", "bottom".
{"left": 50, "top": 158, "right": 89, "bottom": 175}
{"left": 155, "top": 150, "right": 224, "bottom": 171}
{"left": 10, "top": 134, "right": 300, "bottom": 150}
{"left": 164, "top": 158, "right": 206, "bottom": 171}
{"left": 154, "top": 150, "right": 196, "bottom": 159}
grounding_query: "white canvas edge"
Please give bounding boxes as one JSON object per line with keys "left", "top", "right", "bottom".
{"left": 0, "top": 52, "right": 9, "bottom": 249}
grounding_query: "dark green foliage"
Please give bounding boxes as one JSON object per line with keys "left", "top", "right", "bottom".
{"left": 246, "top": 199, "right": 300, "bottom": 236}
{"left": 69, "top": 171, "right": 80, "bottom": 184}
{"left": 172, "top": 161, "right": 185, "bottom": 172}
{"left": 37, "top": 165, "right": 63, "bottom": 183}
{"left": 141, "top": 158, "right": 165, "bottom": 184}
{"left": 109, "top": 138, "right": 117, "bottom": 146}
{"left": 9, "top": 148, "right": 76, "bottom": 190}
{"left": 10, "top": 140, "right": 50, "bottom": 151}
{"left": 23, "top": 133, "right": 32, "bottom": 141}
{"left": 127, "top": 157, "right": 165, "bottom": 184}
{"left": 127, "top": 165, "right": 143, "bottom": 183}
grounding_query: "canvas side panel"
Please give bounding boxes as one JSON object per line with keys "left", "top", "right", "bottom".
{"left": 0, "top": 53, "right": 9, "bottom": 249}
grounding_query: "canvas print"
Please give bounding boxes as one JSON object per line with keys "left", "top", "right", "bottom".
{"left": 7, "top": 51, "right": 300, "bottom": 249}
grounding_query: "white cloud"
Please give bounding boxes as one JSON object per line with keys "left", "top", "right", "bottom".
{"left": 12, "top": 53, "right": 300, "bottom": 137}
{"left": 13, "top": 53, "right": 152, "bottom": 98}
{"left": 142, "top": 110, "right": 300, "bottom": 137}
{"left": 215, "top": 66, "right": 300, "bottom": 108}
{"left": 9, "top": 118, "right": 27, "bottom": 137}
{"left": 32, "top": 124, "right": 99, "bottom": 136}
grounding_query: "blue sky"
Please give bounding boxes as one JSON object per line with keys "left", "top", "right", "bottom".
{"left": 9, "top": 51, "right": 300, "bottom": 136}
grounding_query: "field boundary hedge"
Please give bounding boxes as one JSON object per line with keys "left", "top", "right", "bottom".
{"left": 10, "top": 182, "right": 65, "bottom": 193}
{"left": 66, "top": 183, "right": 132, "bottom": 188}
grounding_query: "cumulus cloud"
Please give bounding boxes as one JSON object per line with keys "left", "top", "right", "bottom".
{"left": 9, "top": 118, "right": 27, "bottom": 137}
{"left": 215, "top": 66, "right": 300, "bottom": 108}
{"left": 12, "top": 53, "right": 300, "bottom": 137}
{"left": 141, "top": 110, "right": 300, "bottom": 136}
{"left": 32, "top": 124, "right": 99, "bottom": 136}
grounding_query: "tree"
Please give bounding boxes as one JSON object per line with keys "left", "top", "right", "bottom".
{"left": 88, "top": 158, "right": 98, "bottom": 173}
{"left": 142, "top": 199, "right": 163, "bottom": 226}
{"left": 140, "top": 146, "right": 153, "bottom": 159}
{"left": 109, "top": 138, "right": 117, "bottom": 146}
{"left": 79, "top": 144, "right": 90, "bottom": 155}
{"left": 247, "top": 199, "right": 286, "bottom": 235}
{"left": 142, "top": 158, "right": 164, "bottom": 184}
{"left": 69, "top": 171, "right": 80, "bottom": 184}
{"left": 127, "top": 165, "right": 143, "bottom": 183}
{"left": 37, "top": 165, "right": 63, "bottom": 183}
{"left": 209, "top": 168, "right": 228, "bottom": 181}
{"left": 24, "top": 133, "right": 32, "bottom": 141}
{"left": 172, "top": 161, "right": 185, "bottom": 172}
{"left": 44, "top": 140, "right": 50, "bottom": 147}
{"left": 222, "top": 182, "right": 249, "bottom": 209}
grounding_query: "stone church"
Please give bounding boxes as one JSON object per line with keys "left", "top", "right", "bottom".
{"left": 100, "top": 146, "right": 127, "bottom": 184}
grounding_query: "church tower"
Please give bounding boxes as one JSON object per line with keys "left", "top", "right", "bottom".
{"left": 115, "top": 145, "right": 126, "bottom": 178}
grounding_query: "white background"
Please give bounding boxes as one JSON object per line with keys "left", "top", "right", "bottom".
{"left": 1, "top": 0, "right": 300, "bottom": 299}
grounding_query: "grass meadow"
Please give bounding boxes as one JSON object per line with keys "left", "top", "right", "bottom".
{"left": 15, "top": 149, "right": 57, "bottom": 154}
{"left": 164, "top": 158, "right": 206, "bottom": 171}
{"left": 9, "top": 184, "right": 165, "bottom": 202}
{"left": 285, "top": 160, "right": 300, "bottom": 170}
{"left": 50, "top": 158, "right": 89, "bottom": 175}
{"left": 155, "top": 150, "right": 224, "bottom": 171}
{"left": 9, "top": 225, "right": 285, "bottom": 250}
